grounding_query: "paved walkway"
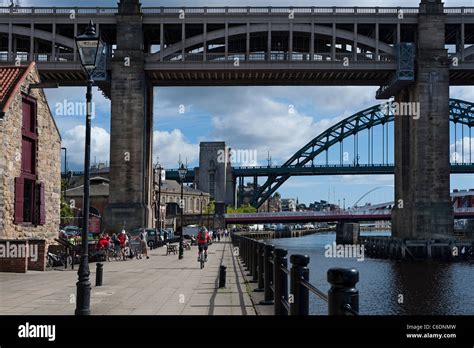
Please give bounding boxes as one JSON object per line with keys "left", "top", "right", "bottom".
{"left": 0, "top": 239, "right": 256, "bottom": 315}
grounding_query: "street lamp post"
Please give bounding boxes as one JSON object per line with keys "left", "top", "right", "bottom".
{"left": 207, "top": 201, "right": 211, "bottom": 229}
{"left": 61, "top": 147, "right": 68, "bottom": 203}
{"left": 154, "top": 161, "right": 163, "bottom": 248}
{"left": 74, "top": 20, "right": 103, "bottom": 316}
{"left": 61, "top": 147, "right": 68, "bottom": 176}
{"left": 178, "top": 163, "right": 187, "bottom": 260}
{"left": 199, "top": 192, "right": 203, "bottom": 225}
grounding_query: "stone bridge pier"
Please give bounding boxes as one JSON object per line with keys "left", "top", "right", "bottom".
{"left": 104, "top": 0, "right": 154, "bottom": 233}
{"left": 392, "top": 0, "right": 454, "bottom": 239}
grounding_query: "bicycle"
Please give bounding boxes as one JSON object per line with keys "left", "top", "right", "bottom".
{"left": 106, "top": 245, "right": 121, "bottom": 261}
{"left": 47, "top": 251, "right": 73, "bottom": 269}
{"left": 198, "top": 249, "right": 207, "bottom": 269}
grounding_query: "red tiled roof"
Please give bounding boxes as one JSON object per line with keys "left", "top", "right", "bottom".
{"left": 0, "top": 62, "right": 36, "bottom": 114}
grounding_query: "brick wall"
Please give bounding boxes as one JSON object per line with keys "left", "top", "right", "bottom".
{"left": 0, "top": 239, "right": 47, "bottom": 273}
{"left": 27, "top": 239, "right": 47, "bottom": 271}
{"left": 0, "top": 240, "right": 28, "bottom": 273}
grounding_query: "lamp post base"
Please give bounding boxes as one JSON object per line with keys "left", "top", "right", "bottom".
{"left": 75, "top": 259, "right": 91, "bottom": 315}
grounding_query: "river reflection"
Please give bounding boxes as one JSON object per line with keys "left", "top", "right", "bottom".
{"left": 265, "top": 231, "right": 474, "bottom": 315}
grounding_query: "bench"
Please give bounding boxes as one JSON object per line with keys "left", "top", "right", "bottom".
{"left": 166, "top": 243, "right": 178, "bottom": 255}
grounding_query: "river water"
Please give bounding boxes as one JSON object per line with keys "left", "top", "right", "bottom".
{"left": 265, "top": 231, "right": 474, "bottom": 315}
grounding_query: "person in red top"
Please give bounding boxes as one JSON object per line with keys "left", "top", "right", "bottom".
{"left": 196, "top": 226, "right": 211, "bottom": 262}
{"left": 118, "top": 230, "right": 127, "bottom": 261}
{"left": 98, "top": 235, "right": 109, "bottom": 250}
{"left": 97, "top": 233, "right": 111, "bottom": 261}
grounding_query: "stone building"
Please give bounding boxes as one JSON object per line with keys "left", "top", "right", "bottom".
{"left": 159, "top": 180, "right": 210, "bottom": 214}
{"left": 0, "top": 62, "right": 61, "bottom": 272}
{"left": 195, "top": 142, "right": 234, "bottom": 205}
{"left": 65, "top": 173, "right": 210, "bottom": 231}
{"left": 281, "top": 198, "right": 297, "bottom": 212}
{"left": 63, "top": 176, "right": 109, "bottom": 231}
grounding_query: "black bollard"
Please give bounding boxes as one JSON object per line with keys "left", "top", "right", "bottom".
{"left": 95, "top": 263, "right": 103, "bottom": 287}
{"left": 259, "top": 244, "right": 274, "bottom": 305}
{"left": 327, "top": 268, "right": 359, "bottom": 315}
{"left": 219, "top": 265, "right": 227, "bottom": 288}
{"left": 273, "top": 248, "right": 288, "bottom": 315}
{"left": 289, "top": 254, "right": 310, "bottom": 315}
{"left": 254, "top": 242, "right": 265, "bottom": 292}
{"left": 246, "top": 238, "right": 253, "bottom": 276}
{"left": 251, "top": 239, "right": 258, "bottom": 282}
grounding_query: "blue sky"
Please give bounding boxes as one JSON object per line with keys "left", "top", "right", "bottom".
{"left": 23, "top": 0, "right": 474, "bottom": 207}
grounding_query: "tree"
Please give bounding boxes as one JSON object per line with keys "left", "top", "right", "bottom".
{"left": 60, "top": 179, "right": 74, "bottom": 226}
{"left": 204, "top": 200, "right": 215, "bottom": 214}
{"left": 227, "top": 204, "right": 257, "bottom": 214}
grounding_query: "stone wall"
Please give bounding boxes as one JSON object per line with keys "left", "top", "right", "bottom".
{"left": 197, "top": 142, "right": 234, "bottom": 206}
{"left": 0, "top": 65, "right": 61, "bottom": 244}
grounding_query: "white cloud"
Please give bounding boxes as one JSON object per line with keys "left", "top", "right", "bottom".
{"left": 451, "top": 86, "right": 474, "bottom": 102}
{"left": 155, "top": 86, "right": 370, "bottom": 165}
{"left": 340, "top": 175, "right": 394, "bottom": 185}
{"left": 209, "top": 94, "right": 346, "bottom": 163}
{"left": 153, "top": 129, "right": 199, "bottom": 168}
{"left": 62, "top": 126, "right": 110, "bottom": 166}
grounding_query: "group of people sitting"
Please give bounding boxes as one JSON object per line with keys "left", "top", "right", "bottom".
{"left": 96, "top": 230, "right": 149, "bottom": 261}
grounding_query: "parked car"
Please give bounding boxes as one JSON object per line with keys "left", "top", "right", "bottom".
{"left": 129, "top": 228, "right": 172, "bottom": 248}
{"left": 59, "top": 225, "right": 81, "bottom": 239}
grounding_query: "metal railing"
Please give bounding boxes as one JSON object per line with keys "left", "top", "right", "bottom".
{"left": 1, "top": 6, "right": 473, "bottom": 16}
{"left": 233, "top": 233, "right": 360, "bottom": 315}
{"left": 225, "top": 207, "right": 474, "bottom": 220}
{"left": 0, "top": 7, "right": 118, "bottom": 15}
{"left": 225, "top": 209, "right": 392, "bottom": 219}
{"left": 160, "top": 51, "right": 395, "bottom": 63}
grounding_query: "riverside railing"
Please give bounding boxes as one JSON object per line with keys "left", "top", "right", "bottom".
{"left": 233, "top": 233, "right": 360, "bottom": 315}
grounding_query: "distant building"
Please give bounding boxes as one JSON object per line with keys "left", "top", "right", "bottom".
{"left": 65, "top": 175, "right": 211, "bottom": 231}
{"left": 195, "top": 142, "right": 234, "bottom": 205}
{"left": 451, "top": 189, "right": 474, "bottom": 208}
{"left": 159, "top": 180, "right": 211, "bottom": 214}
{"left": 238, "top": 181, "right": 258, "bottom": 206}
{"left": 296, "top": 203, "right": 309, "bottom": 211}
{"left": 281, "top": 198, "right": 296, "bottom": 212}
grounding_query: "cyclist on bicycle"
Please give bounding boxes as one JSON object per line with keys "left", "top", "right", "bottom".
{"left": 196, "top": 226, "right": 211, "bottom": 262}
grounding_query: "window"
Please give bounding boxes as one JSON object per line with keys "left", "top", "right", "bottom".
{"left": 14, "top": 95, "right": 45, "bottom": 225}
{"left": 23, "top": 179, "right": 35, "bottom": 223}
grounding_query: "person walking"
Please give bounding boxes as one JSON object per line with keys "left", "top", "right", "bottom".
{"left": 118, "top": 230, "right": 127, "bottom": 261}
{"left": 140, "top": 228, "right": 149, "bottom": 259}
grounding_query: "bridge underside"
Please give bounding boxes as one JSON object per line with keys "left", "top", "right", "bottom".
{"left": 33, "top": 64, "right": 474, "bottom": 90}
